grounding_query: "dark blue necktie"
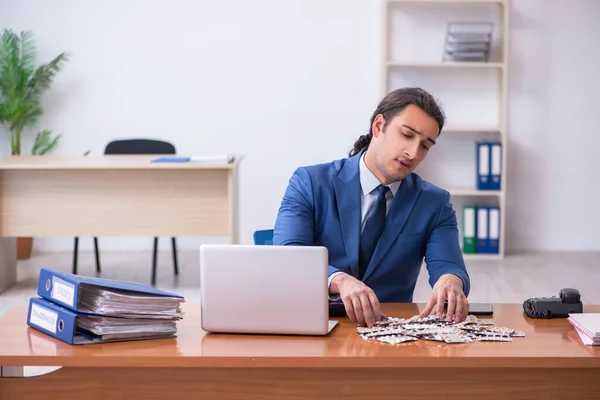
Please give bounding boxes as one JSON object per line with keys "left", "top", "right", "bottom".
{"left": 359, "top": 184, "right": 389, "bottom": 279}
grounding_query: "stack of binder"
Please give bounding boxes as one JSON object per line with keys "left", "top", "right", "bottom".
{"left": 476, "top": 141, "right": 502, "bottom": 190}
{"left": 462, "top": 205, "right": 500, "bottom": 254}
{"left": 27, "top": 268, "right": 185, "bottom": 345}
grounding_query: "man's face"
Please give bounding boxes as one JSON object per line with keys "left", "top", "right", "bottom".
{"left": 368, "top": 104, "right": 440, "bottom": 184}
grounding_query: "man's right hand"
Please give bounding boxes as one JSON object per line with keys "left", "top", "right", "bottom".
{"left": 330, "top": 273, "right": 381, "bottom": 328}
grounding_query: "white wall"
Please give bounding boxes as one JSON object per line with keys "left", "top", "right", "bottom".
{"left": 0, "top": 0, "right": 598, "bottom": 254}
{"left": 505, "top": 0, "right": 600, "bottom": 251}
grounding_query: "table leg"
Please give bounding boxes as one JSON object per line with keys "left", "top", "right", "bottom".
{"left": 0, "top": 237, "right": 17, "bottom": 295}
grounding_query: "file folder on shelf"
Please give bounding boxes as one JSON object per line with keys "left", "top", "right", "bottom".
{"left": 487, "top": 206, "right": 500, "bottom": 254}
{"left": 461, "top": 205, "right": 501, "bottom": 255}
{"left": 462, "top": 206, "right": 476, "bottom": 254}
{"left": 37, "top": 268, "right": 184, "bottom": 319}
{"left": 476, "top": 142, "right": 490, "bottom": 190}
{"left": 27, "top": 297, "right": 178, "bottom": 345}
{"left": 476, "top": 207, "right": 489, "bottom": 253}
{"left": 489, "top": 142, "right": 502, "bottom": 190}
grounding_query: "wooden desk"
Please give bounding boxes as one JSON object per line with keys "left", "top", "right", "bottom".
{"left": 0, "top": 155, "right": 242, "bottom": 294}
{"left": 1, "top": 303, "right": 599, "bottom": 399}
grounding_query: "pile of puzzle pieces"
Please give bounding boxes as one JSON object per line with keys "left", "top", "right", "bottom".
{"left": 357, "top": 314, "right": 526, "bottom": 345}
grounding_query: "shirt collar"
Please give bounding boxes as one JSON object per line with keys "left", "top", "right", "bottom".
{"left": 359, "top": 152, "right": 401, "bottom": 197}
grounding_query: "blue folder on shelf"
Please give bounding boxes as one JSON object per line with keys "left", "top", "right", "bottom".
{"left": 476, "top": 142, "right": 491, "bottom": 190}
{"left": 37, "top": 268, "right": 184, "bottom": 317}
{"left": 489, "top": 142, "right": 502, "bottom": 190}
{"left": 487, "top": 206, "right": 500, "bottom": 253}
{"left": 476, "top": 206, "right": 489, "bottom": 253}
{"left": 27, "top": 297, "right": 178, "bottom": 345}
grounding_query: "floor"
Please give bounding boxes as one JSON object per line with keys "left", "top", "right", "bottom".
{"left": 2, "top": 250, "right": 600, "bottom": 319}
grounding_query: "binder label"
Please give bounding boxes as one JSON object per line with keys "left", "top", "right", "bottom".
{"left": 464, "top": 208, "right": 475, "bottom": 238}
{"left": 30, "top": 303, "right": 58, "bottom": 334}
{"left": 489, "top": 208, "right": 500, "bottom": 239}
{"left": 491, "top": 144, "right": 501, "bottom": 176}
{"left": 477, "top": 208, "right": 488, "bottom": 240}
{"left": 479, "top": 144, "right": 490, "bottom": 175}
{"left": 51, "top": 277, "right": 75, "bottom": 307}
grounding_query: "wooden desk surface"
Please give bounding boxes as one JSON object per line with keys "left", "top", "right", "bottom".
{"left": 1, "top": 302, "right": 599, "bottom": 369}
{"left": 0, "top": 155, "right": 242, "bottom": 170}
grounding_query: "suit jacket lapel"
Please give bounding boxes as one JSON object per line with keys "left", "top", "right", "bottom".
{"left": 333, "top": 151, "right": 363, "bottom": 278}
{"left": 362, "top": 174, "right": 421, "bottom": 282}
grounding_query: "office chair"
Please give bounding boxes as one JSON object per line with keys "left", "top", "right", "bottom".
{"left": 253, "top": 229, "right": 274, "bottom": 245}
{"left": 72, "top": 138, "right": 179, "bottom": 286}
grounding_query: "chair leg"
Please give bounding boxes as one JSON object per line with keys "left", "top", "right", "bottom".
{"left": 93, "top": 237, "right": 101, "bottom": 273}
{"left": 151, "top": 237, "right": 158, "bottom": 287}
{"left": 72, "top": 237, "right": 79, "bottom": 274}
{"left": 171, "top": 237, "right": 179, "bottom": 276}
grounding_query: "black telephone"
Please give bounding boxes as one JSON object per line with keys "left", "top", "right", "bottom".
{"left": 523, "top": 288, "right": 582, "bottom": 319}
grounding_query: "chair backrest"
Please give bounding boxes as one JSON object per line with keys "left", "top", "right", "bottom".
{"left": 104, "top": 139, "right": 176, "bottom": 155}
{"left": 253, "top": 229, "right": 274, "bottom": 245}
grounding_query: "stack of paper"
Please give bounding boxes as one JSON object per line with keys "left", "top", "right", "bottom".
{"left": 75, "top": 315, "right": 178, "bottom": 342}
{"left": 26, "top": 268, "right": 185, "bottom": 345}
{"left": 78, "top": 286, "right": 184, "bottom": 318}
{"left": 568, "top": 313, "right": 600, "bottom": 346}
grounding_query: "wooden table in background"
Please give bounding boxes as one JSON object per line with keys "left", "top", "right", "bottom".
{"left": 1, "top": 303, "right": 599, "bottom": 399}
{"left": 0, "top": 155, "right": 242, "bottom": 294}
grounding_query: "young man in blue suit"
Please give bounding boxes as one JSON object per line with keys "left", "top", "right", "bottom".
{"left": 273, "top": 87, "right": 470, "bottom": 327}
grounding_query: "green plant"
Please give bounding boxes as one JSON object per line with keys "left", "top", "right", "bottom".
{"left": 0, "top": 29, "right": 68, "bottom": 155}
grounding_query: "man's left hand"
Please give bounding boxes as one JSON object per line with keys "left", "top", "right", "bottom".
{"left": 419, "top": 274, "right": 468, "bottom": 323}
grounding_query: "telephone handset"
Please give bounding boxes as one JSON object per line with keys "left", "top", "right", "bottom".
{"left": 523, "top": 288, "right": 583, "bottom": 319}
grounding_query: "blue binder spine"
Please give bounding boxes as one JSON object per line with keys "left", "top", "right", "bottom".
{"left": 488, "top": 206, "right": 500, "bottom": 253}
{"left": 37, "top": 268, "right": 82, "bottom": 311}
{"left": 475, "top": 206, "right": 490, "bottom": 253}
{"left": 37, "top": 267, "right": 184, "bottom": 313}
{"left": 27, "top": 297, "right": 78, "bottom": 345}
{"left": 490, "top": 142, "right": 502, "bottom": 190}
{"left": 476, "top": 142, "right": 491, "bottom": 190}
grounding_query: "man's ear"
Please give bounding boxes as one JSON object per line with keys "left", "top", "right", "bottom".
{"left": 372, "top": 114, "right": 385, "bottom": 138}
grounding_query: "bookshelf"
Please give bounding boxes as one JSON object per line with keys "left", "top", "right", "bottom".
{"left": 381, "top": 0, "right": 509, "bottom": 258}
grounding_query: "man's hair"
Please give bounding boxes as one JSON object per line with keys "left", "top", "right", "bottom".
{"left": 349, "top": 87, "right": 446, "bottom": 157}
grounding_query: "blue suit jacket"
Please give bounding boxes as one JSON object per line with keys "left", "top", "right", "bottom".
{"left": 273, "top": 150, "right": 470, "bottom": 302}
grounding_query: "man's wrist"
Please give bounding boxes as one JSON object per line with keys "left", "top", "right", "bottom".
{"left": 442, "top": 273, "right": 465, "bottom": 292}
{"left": 327, "top": 272, "right": 345, "bottom": 301}
{"left": 329, "top": 272, "right": 349, "bottom": 294}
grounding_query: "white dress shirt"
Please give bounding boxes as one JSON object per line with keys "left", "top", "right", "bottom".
{"left": 328, "top": 153, "right": 401, "bottom": 298}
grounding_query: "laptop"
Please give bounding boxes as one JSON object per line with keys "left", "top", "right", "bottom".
{"left": 199, "top": 244, "right": 338, "bottom": 335}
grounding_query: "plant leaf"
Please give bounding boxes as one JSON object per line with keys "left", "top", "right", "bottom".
{"left": 0, "top": 28, "right": 69, "bottom": 155}
{"left": 31, "top": 129, "right": 60, "bottom": 155}
{"left": 27, "top": 52, "right": 69, "bottom": 100}
{"left": 18, "top": 31, "right": 36, "bottom": 76}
